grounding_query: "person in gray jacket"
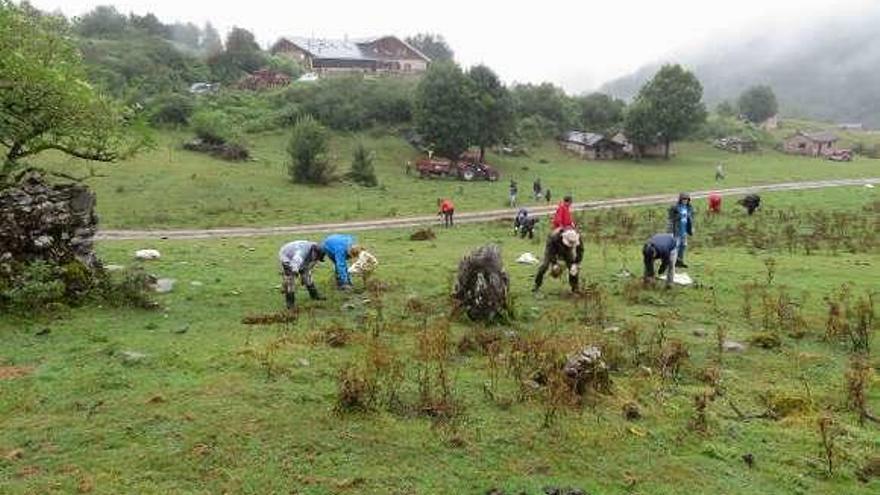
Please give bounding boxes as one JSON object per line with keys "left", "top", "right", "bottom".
{"left": 278, "top": 240, "right": 326, "bottom": 309}
{"left": 643, "top": 233, "right": 679, "bottom": 286}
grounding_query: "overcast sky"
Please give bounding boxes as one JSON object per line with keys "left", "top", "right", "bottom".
{"left": 30, "top": 0, "right": 874, "bottom": 93}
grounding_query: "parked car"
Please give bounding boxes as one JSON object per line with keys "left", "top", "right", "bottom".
{"left": 297, "top": 72, "right": 319, "bottom": 83}
{"left": 189, "top": 82, "right": 219, "bottom": 94}
{"left": 416, "top": 154, "right": 500, "bottom": 181}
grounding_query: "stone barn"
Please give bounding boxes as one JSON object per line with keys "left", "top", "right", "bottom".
{"left": 610, "top": 132, "right": 675, "bottom": 158}
{"left": 783, "top": 131, "right": 839, "bottom": 157}
{"left": 270, "top": 35, "right": 430, "bottom": 76}
{"left": 559, "top": 131, "right": 625, "bottom": 160}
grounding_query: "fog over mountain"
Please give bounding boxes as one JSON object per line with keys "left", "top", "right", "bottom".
{"left": 600, "top": 9, "right": 880, "bottom": 127}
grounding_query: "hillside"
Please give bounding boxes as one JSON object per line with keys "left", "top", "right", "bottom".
{"left": 600, "top": 9, "right": 880, "bottom": 127}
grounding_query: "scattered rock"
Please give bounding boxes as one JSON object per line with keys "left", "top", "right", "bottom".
{"left": 104, "top": 264, "right": 125, "bottom": 272}
{"left": 544, "top": 487, "right": 587, "bottom": 495}
{"left": 146, "top": 395, "right": 166, "bottom": 404}
{"left": 623, "top": 401, "right": 641, "bottom": 420}
{"left": 4, "top": 449, "right": 23, "bottom": 461}
{"left": 722, "top": 340, "right": 747, "bottom": 353}
{"left": 615, "top": 268, "right": 633, "bottom": 278}
{"left": 410, "top": 228, "right": 436, "bottom": 241}
{"left": 563, "top": 346, "right": 611, "bottom": 395}
{"left": 296, "top": 358, "right": 310, "bottom": 367}
{"left": 692, "top": 328, "right": 707, "bottom": 337}
{"left": 866, "top": 184, "right": 875, "bottom": 189}
{"left": 858, "top": 456, "right": 880, "bottom": 482}
{"left": 672, "top": 272, "right": 693, "bottom": 286}
{"left": 35, "top": 328, "right": 51, "bottom": 337}
{"left": 750, "top": 332, "right": 782, "bottom": 349}
{"left": 190, "top": 281, "right": 203, "bottom": 287}
{"left": 120, "top": 351, "right": 147, "bottom": 364}
{"left": 516, "top": 252, "right": 539, "bottom": 265}
{"left": 173, "top": 324, "right": 189, "bottom": 334}
{"left": 153, "top": 278, "right": 175, "bottom": 294}
{"left": 135, "top": 249, "right": 161, "bottom": 261}
{"left": 603, "top": 326, "right": 620, "bottom": 333}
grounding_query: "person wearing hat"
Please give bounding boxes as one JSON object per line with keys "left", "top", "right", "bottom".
{"left": 533, "top": 228, "right": 583, "bottom": 293}
{"left": 667, "top": 192, "right": 694, "bottom": 268}
{"left": 513, "top": 208, "right": 539, "bottom": 239}
{"left": 642, "top": 233, "right": 678, "bottom": 286}
{"left": 278, "top": 240, "right": 326, "bottom": 308}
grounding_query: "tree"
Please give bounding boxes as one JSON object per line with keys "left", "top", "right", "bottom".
{"left": 468, "top": 65, "right": 514, "bottom": 162}
{"left": 631, "top": 64, "right": 706, "bottom": 159}
{"left": 738, "top": 85, "right": 778, "bottom": 123}
{"left": 577, "top": 92, "right": 626, "bottom": 133}
{"left": 405, "top": 33, "right": 453, "bottom": 62}
{"left": 511, "top": 82, "right": 573, "bottom": 133}
{"left": 622, "top": 99, "right": 662, "bottom": 160}
{"left": 225, "top": 27, "right": 260, "bottom": 54}
{"left": 129, "top": 12, "right": 168, "bottom": 37}
{"left": 287, "top": 116, "right": 335, "bottom": 185}
{"left": 715, "top": 100, "right": 736, "bottom": 118}
{"left": 73, "top": 5, "right": 128, "bottom": 38}
{"left": 349, "top": 143, "right": 377, "bottom": 187}
{"left": 414, "top": 62, "right": 477, "bottom": 159}
{"left": 1, "top": 2, "right": 144, "bottom": 179}
{"left": 201, "top": 22, "right": 223, "bottom": 55}
{"left": 168, "top": 22, "right": 201, "bottom": 51}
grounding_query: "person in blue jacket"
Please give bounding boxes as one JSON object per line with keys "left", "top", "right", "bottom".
{"left": 667, "top": 192, "right": 694, "bottom": 268}
{"left": 643, "top": 233, "right": 678, "bottom": 286}
{"left": 320, "top": 234, "right": 360, "bottom": 289}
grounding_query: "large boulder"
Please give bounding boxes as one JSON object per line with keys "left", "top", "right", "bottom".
{"left": 453, "top": 245, "right": 510, "bottom": 322}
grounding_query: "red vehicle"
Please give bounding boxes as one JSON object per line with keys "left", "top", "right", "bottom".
{"left": 416, "top": 153, "right": 500, "bottom": 181}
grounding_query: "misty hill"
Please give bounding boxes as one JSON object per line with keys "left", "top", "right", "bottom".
{"left": 601, "top": 11, "right": 880, "bottom": 128}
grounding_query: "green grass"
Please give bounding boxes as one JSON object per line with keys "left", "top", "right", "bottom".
{"left": 2, "top": 187, "right": 879, "bottom": 494}
{"left": 34, "top": 130, "right": 880, "bottom": 229}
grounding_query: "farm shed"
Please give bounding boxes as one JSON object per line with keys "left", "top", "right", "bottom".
{"left": 559, "top": 131, "right": 625, "bottom": 160}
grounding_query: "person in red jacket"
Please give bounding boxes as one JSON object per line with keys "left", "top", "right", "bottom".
{"left": 437, "top": 198, "right": 455, "bottom": 228}
{"left": 551, "top": 195, "right": 575, "bottom": 231}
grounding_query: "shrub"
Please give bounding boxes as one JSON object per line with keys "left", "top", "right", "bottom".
{"left": 287, "top": 115, "right": 336, "bottom": 184}
{"left": 453, "top": 245, "right": 511, "bottom": 323}
{"left": 349, "top": 143, "right": 378, "bottom": 187}
{"left": 191, "top": 110, "right": 235, "bottom": 144}
{"left": 148, "top": 92, "right": 195, "bottom": 126}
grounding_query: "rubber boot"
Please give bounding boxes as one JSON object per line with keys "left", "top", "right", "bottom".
{"left": 307, "top": 285, "right": 325, "bottom": 301}
{"left": 284, "top": 291, "right": 295, "bottom": 309}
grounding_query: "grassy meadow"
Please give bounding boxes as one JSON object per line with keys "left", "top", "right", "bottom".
{"left": 34, "top": 130, "right": 880, "bottom": 229}
{"left": 2, "top": 187, "right": 879, "bottom": 494}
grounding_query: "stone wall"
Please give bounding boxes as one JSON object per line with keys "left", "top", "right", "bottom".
{"left": 0, "top": 172, "right": 99, "bottom": 274}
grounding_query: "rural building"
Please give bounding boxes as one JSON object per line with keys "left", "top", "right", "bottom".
{"left": 559, "top": 131, "right": 625, "bottom": 160}
{"left": 759, "top": 114, "right": 779, "bottom": 131}
{"left": 270, "top": 36, "right": 430, "bottom": 76}
{"left": 838, "top": 123, "right": 864, "bottom": 131}
{"left": 236, "top": 69, "right": 291, "bottom": 91}
{"left": 610, "top": 132, "right": 675, "bottom": 158}
{"left": 783, "top": 131, "right": 839, "bottom": 157}
{"left": 714, "top": 136, "right": 757, "bottom": 153}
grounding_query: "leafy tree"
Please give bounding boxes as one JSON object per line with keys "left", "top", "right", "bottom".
{"left": 191, "top": 110, "right": 237, "bottom": 144}
{"left": 349, "top": 143, "right": 377, "bottom": 187}
{"left": 622, "top": 99, "right": 662, "bottom": 160}
{"left": 149, "top": 93, "right": 194, "bottom": 126}
{"left": 405, "top": 33, "right": 454, "bottom": 62}
{"left": 73, "top": 5, "right": 128, "bottom": 38}
{"left": 738, "top": 85, "right": 778, "bottom": 123}
{"left": 1, "top": 2, "right": 145, "bottom": 179}
{"left": 715, "top": 100, "right": 736, "bottom": 118}
{"left": 225, "top": 27, "right": 261, "bottom": 54}
{"left": 129, "top": 13, "right": 168, "bottom": 37}
{"left": 511, "top": 82, "right": 573, "bottom": 133}
{"left": 577, "top": 92, "right": 625, "bottom": 133}
{"left": 287, "top": 116, "right": 335, "bottom": 184}
{"left": 629, "top": 64, "right": 706, "bottom": 159}
{"left": 265, "top": 54, "right": 304, "bottom": 79}
{"left": 468, "top": 64, "right": 514, "bottom": 161}
{"left": 414, "top": 62, "right": 477, "bottom": 158}
{"left": 168, "top": 22, "right": 202, "bottom": 51}
{"left": 201, "top": 22, "right": 223, "bottom": 55}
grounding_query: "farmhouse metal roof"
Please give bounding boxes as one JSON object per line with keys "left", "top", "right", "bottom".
{"left": 278, "top": 36, "right": 430, "bottom": 62}
{"left": 798, "top": 131, "right": 839, "bottom": 143}
{"left": 561, "top": 131, "right": 607, "bottom": 147}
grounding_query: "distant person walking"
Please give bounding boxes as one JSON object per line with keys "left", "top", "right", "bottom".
{"left": 533, "top": 178, "right": 542, "bottom": 201}
{"left": 438, "top": 198, "right": 455, "bottom": 227}
{"left": 544, "top": 188, "right": 552, "bottom": 204}
{"left": 715, "top": 163, "right": 725, "bottom": 181}
{"left": 667, "top": 193, "right": 694, "bottom": 268}
{"left": 551, "top": 195, "right": 575, "bottom": 232}
{"left": 509, "top": 180, "right": 518, "bottom": 207}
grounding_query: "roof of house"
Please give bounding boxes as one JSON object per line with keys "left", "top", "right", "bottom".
{"left": 561, "top": 131, "right": 608, "bottom": 147}
{"left": 791, "top": 131, "right": 838, "bottom": 143}
{"left": 276, "top": 35, "right": 430, "bottom": 62}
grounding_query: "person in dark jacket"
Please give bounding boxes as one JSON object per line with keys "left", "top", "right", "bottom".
{"left": 643, "top": 233, "right": 678, "bottom": 286}
{"left": 533, "top": 229, "right": 583, "bottom": 293}
{"left": 278, "top": 240, "right": 326, "bottom": 308}
{"left": 509, "top": 180, "right": 518, "bottom": 207}
{"left": 667, "top": 192, "right": 694, "bottom": 268}
{"left": 513, "top": 208, "right": 539, "bottom": 239}
{"left": 738, "top": 194, "right": 761, "bottom": 216}
{"left": 532, "top": 178, "right": 542, "bottom": 200}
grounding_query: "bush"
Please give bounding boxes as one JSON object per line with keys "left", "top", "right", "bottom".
{"left": 149, "top": 92, "right": 195, "bottom": 126}
{"left": 191, "top": 110, "right": 236, "bottom": 144}
{"left": 287, "top": 115, "right": 336, "bottom": 184}
{"left": 349, "top": 143, "right": 378, "bottom": 187}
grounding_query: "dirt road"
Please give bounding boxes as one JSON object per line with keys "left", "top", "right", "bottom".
{"left": 97, "top": 178, "right": 879, "bottom": 241}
